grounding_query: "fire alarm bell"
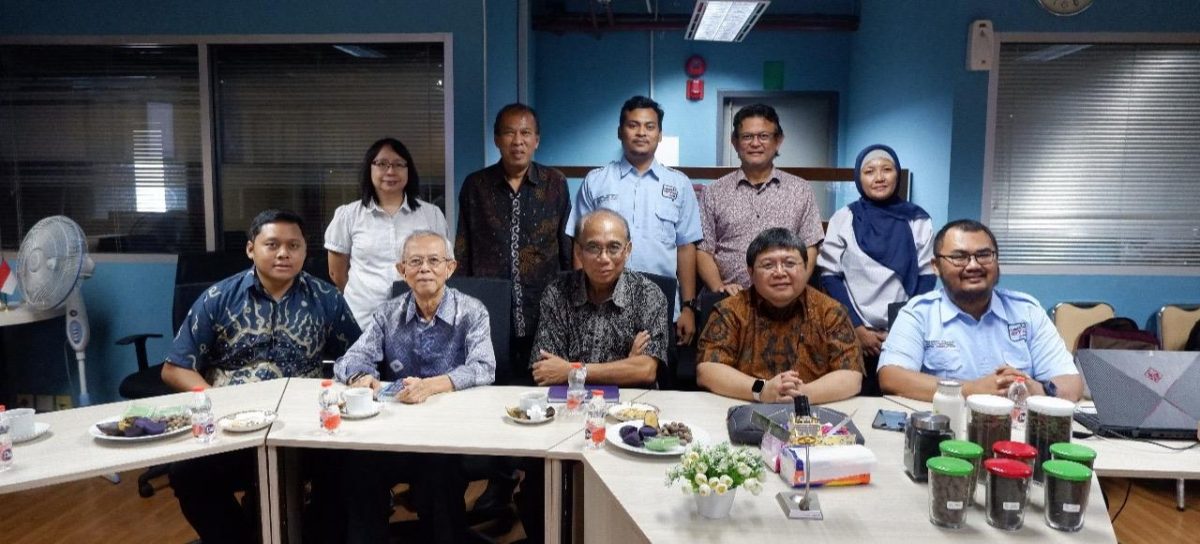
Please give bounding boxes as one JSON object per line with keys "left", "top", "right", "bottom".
{"left": 687, "top": 79, "right": 704, "bottom": 101}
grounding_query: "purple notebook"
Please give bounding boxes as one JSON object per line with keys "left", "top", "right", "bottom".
{"left": 548, "top": 384, "right": 620, "bottom": 403}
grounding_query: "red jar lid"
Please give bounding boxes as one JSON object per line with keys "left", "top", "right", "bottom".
{"left": 984, "top": 458, "right": 1033, "bottom": 479}
{"left": 992, "top": 440, "right": 1037, "bottom": 460}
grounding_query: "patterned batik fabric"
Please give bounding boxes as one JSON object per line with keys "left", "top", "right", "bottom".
{"left": 165, "top": 270, "right": 361, "bottom": 386}
{"left": 696, "top": 288, "right": 864, "bottom": 383}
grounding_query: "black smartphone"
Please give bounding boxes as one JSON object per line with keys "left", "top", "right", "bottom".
{"left": 872, "top": 409, "right": 907, "bottom": 432}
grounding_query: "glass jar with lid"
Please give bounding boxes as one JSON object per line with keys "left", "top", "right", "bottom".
{"left": 904, "top": 411, "right": 953, "bottom": 482}
{"left": 939, "top": 439, "right": 984, "bottom": 505}
{"left": 1042, "top": 459, "right": 1092, "bottom": 531}
{"left": 926, "top": 456, "right": 974, "bottom": 529}
{"left": 1050, "top": 442, "right": 1096, "bottom": 471}
{"left": 1025, "top": 396, "right": 1076, "bottom": 483}
{"left": 984, "top": 458, "right": 1032, "bottom": 531}
{"left": 966, "top": 394, "right": 1013, "bottom": 467}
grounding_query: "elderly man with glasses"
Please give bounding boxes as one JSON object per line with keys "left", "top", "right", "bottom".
{"left": 696, "top": 228, "right": 864, "bottom": 404}
{"left": 332, "top": 229, "right": 495, "bottom": 544}
{"left": 531, "top": 208, "right": 669, "bottom": 386}
{"left": 878, "top": 219, "right": 1083, "bottom": 402}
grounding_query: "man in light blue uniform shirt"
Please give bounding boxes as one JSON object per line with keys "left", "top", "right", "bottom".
{"left": 566, "top": 95, "right": 703, "bottom": 344}
{"left": 879, "top": 219, "right": 1082, "bottom": 402}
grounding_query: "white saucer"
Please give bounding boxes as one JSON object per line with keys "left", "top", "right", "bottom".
{"left": 13, "top": 422, "right": 50, "bottom": 443}
{"left": 341, "top": 402, "right": 382, "bottom": 420}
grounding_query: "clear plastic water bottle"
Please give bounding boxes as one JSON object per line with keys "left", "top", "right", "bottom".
{"left": 319, "top": 379, "right": 341, "bottom": 434}
{"left": 189, "top": 386, "right": 216, "bottom": 444}
{"left": 1007, "top": 376, "right": 1029, "bottom": 432}
{"left": 0, "top": 405, "right": 13, "bottom": 472}
{"left": 583, "top": 389, "right": 607, "bottom": 450}
{"left": 566, "top": 362, "right": 587, "bottom": 417}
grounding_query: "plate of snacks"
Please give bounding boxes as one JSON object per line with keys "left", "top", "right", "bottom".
{"left": 218, "top": 409, "right": 277, "bottom": 433}
{"left": 505, "top": 405, "right": 557, "bottom": 425}
{"left": 90, "top": 404, "right": 191, "bottom": 442}
{"left": 606, "top": 402, "right": 660, "bottom": 422}
{"left": 605, "top": 415, "right": 708, "bottom": 456}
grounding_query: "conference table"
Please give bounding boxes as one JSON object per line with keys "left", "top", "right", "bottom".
{"left": 0, "top": 379, "right": 285, "bottom": 544}
{"left": 1, "top": 380, "right": 1134, "bottom": 544}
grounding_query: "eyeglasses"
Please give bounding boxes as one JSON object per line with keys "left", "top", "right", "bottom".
{"left": 371, "top": 160, "right": 408, "bottom": 171}
{"left": 403, "top": 256, "right": 451, "bottom": 269}
{"left": 754, "top": 259, "right": 802, "bottom": 273}
{"left": 579, "top": 242, "right": 628, "bottom": 259}
{"left": 738, "top": 132, "right": 776, "bottom": 144}
{"left": 936, "top": 250, "right": 997, "bottom": 267}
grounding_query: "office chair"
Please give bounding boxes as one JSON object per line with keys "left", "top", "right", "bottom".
{"left": 115, "top": 251, "right": 253, "bottom": 497}
{"left": 1050, "top": 302, "right": 1115, "bottom": 354}
{"left": 674, "top": 291, "right": 729, "bottom": 391}
{"left": 1156, "top": 304, "right": 1200, "bottom": 351}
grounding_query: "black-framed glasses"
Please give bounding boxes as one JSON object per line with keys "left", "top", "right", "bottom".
{"left": 936, "top": 250, "right": 997, "bottom": 267}
{"left": 371, "top": 159, "right": 407, "bottom": 171}
{"left": 738, "top": 132, "right": 776, "bottom": 144}
{"left": 579, "top": 241, "right": 628, "bottom": 259}
{"left": 403, "top": 256, "right": 450, "bottom": 269}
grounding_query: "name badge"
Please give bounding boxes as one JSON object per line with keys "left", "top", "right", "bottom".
{"left": 924, "top": 340, "right": 957, "bottom": 350}
{"left": 661, "top": 184, "right": 679, "bottom": 201}
{"left": 1008, "top": 322, "right": 1029, "bottom": 342}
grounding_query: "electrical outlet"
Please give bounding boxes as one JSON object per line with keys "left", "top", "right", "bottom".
{"left": 35, "top": 395, "right": 54, "bottom": 412}
{"left": 55, "top": 395, "right": 73, "bottom": 411}
{"left": 16, "top": 394, "right": 34, "bottom": 409}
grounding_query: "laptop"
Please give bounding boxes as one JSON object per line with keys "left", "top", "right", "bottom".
{"left": 1076, "top": 349, "right": 1200, "bottom": 440}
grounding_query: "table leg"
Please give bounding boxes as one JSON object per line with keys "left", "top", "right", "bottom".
{"left": 266, "top": 446, "right": 282, "bottom": 544}
{"left": 1178, "top": 478, "right": 1186, "bottom": 511}
{"left": 545, "top": 458, "right": 562, "bottom": 544}
{"left": 258, "top": 446, "right": 274, "bottom": 544}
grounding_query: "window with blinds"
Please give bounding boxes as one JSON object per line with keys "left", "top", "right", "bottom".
{"left": 988, "top": 43, "right": 1200, "bottom": 270}
{"left": 211, "top": 43, "right": 446, "bottom": 249}
{"left": 0, "top": 45, "right": 205, "bottom": 253}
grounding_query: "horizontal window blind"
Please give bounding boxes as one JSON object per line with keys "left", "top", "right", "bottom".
{"left": 0, "top": 45, "right": 205, "bottom": 253}
{"left": 990, "top": 43, "right": 1200, "bottom": 268}
{"left": 212, "top": 43, "right": 445, "bottom": 249}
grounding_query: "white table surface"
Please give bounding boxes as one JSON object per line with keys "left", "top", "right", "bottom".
{"left": 567, "top": 391, "right": 1115, "bottom": 544}
{"left": 0, "top": 302, "right": 64, "bottom": 328}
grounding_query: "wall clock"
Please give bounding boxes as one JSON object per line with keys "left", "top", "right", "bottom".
{"left": 1037, "top": 0, "right": 1094, "bottom": 16}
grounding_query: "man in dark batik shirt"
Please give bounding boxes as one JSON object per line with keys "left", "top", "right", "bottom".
{"left": 455, "top": 102, "right": 572, "bottom": 385}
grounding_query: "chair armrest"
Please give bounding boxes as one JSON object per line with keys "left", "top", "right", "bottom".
{"left": 116, "top": 333, "right": 164, "bottom": 372}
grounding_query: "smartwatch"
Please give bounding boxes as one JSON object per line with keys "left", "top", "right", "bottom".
{"left": 752, "top": 379, "right": 766, "bottom": 402}
{"left": 1040, "top": 379, "right": 1058, "bottom": 398}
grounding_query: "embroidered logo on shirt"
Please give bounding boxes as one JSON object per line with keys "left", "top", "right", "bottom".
{"left": 1008, "top": 322, "right": 1029, "bottom": 342}
{"left": 661, "top": 184, "right": 678, "bottom": 201}
{"left": 596, "top": 193, "right": 620, "bottom": 205}
{"left": 924, "top": 340, "right": 957, "bottom": 350}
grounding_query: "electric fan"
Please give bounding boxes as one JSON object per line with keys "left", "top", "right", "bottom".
{"left": 15, "top": 216, "right": 95, "bottom": 405}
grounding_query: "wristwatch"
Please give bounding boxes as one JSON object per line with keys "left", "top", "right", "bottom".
{"left": 1040, "top": 379, "right": 1058, "bottom": 398}
{"left": 752, "top": 379, "right": 766, "bottom": 402}
{"left": 683, "top": 297, "right": 700, "bottom": 313}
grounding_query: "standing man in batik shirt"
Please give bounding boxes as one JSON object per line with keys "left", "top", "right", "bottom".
{"left": 455, "top": 102, "right": 572, "bottom": 385}
{"left": 697, "top": 104, "right": 824, "bottom": 295}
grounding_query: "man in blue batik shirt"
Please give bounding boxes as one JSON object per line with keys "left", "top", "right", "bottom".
{"left": 161, "top": 209, "right": 361, "bottom": 544}
{"left": 332, "top": 229, "right": 495, "bottom": 543}
{"left": 565, "top": 95, "right": 704, "bottom": 346}
{"left": 878, "top": 219, "right": 1083, "bottom": 403}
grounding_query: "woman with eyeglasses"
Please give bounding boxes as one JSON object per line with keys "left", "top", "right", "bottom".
{"left": 817, "top": 144, "right": 935, "bottom": 395}
{"left": 325, "top": 137, "right": 448, "bottom": 327}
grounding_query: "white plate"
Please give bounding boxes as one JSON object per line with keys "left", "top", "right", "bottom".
{"left": 341, "top": 401, "right": 382, "bottom": 420}
{"left": 89, "top": 417, "right": 192, "bottom": 442}
{"left": 606, "top": 402, "right": 660, "bottom": 422}
{"left": 12, "top": 422, "right": 50, "bottom": 443}
{"left": 505, "top": 408, "right": 557, "bottom": 425}
{"left": 605, "top": 419, "right": 709, "bottom": 457}
{"left": 218, "top": 410, "right": 277, "bottom": 433}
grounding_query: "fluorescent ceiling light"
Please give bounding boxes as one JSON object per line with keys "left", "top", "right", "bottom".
{"left": 686, "top": 0, "right": 771, "bottom": 42}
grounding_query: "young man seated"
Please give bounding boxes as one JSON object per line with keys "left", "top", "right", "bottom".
{"left": 697, "top": 228, "right": 864, "bottom": 405}
{"left": 530, "top": 208, "right": 669, "bottom": 387}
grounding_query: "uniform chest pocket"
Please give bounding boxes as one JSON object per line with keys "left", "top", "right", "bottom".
{"left": 653, "top": 204, "right": 680, "bottom": 246}
{"left": 924, "top": 347, "right": 963, "bottom": 374}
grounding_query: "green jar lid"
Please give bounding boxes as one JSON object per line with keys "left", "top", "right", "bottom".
{"left": 1043, "top": 460, "right": 1093, "bottom": 482}
{"left": 926, "top": 456, "right": 974, "bottom": 477}
{"left": 939, "top": 439, "right": 984, "bottom": 459}
{"left": 1050, "top": 442, "right": 1096, "bottom": 462}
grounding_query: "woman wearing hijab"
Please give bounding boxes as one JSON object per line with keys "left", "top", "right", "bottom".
{"left": 817, "top": 144, "right": 935, "bottom": 395}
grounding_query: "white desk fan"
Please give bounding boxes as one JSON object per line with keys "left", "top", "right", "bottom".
{"left": 15, "top": 216, "right": 95, "bottom": 405}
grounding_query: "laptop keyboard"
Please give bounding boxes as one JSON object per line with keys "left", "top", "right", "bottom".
{"left": 1074, "top": 411, "right": 1102, "bottom": 432}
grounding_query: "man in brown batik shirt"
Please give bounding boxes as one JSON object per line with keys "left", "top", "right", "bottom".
{"left": 456, "top": 102, "right": 572, "bottom": 385}
{"left": 697, "top": 228, "right": 864, "bottom": 405}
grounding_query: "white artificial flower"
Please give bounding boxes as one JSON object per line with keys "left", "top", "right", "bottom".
{"left": 737, "top": 463, "right": 751, "bottom": 476}
{"left": 695, "top": 473, "right": 708, "bottom": 486}
{"left": 698, "top": 484, "right": 712, "bottom": 496}
{"left": 720, "top": 475, "right": 734, "bottom": 487}
{"left": 709, "top": 477, "right": 721, "bottom": 488}
{"left": 714, "top": 482, "right": 729, "bottom": 495}
{"left": 682, "top": 484, "right": 693, "bottom": 495}
{"left": 695, "top": 463, "right": 708, "bottom": 474}
{"left": 687, "top": 451, "right": 700, "bottom": 462}
{"left": 757, "top": 470, "right": 768, "bottom": 482}
{"left": 746, "top": 480, "right": 763, "bottom": 496}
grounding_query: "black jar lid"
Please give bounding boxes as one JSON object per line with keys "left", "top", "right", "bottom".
{"left": 909, "top": 411, "right": 950, "bottom": 431}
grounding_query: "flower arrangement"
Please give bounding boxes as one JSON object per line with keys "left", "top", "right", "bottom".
{"left": 666, "top": 441, "right": 767, "bottom": 497}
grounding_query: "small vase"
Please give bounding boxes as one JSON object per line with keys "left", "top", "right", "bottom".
{"left": 695, "top": 488, "right": 737, "bottom": 519}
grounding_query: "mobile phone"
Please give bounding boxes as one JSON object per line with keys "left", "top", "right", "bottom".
{"left": 379, "top": 381, "right": 405, "bottom": 401}
{"left": 872, "top": 409, "right": 907, "bottom": 432}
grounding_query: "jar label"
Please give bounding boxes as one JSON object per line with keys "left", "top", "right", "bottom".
{"left": 1063, "top": 503, "right": 1081, "bottom": 513}
{"left": 1002, "top": 501, "right": 1021, "bottom": 511}
{"left": 946, "top": 501, "right": 964, "bottom": 510}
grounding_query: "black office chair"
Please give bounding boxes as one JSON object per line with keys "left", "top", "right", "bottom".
{"left": 115, "top": 251, "right": 253, "bottom": 497}
{"left": 391, "top": 277, "right": 513, "bottom": 385}
{"left": 674, "top": 291, "right": 729, "bottom": 390}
